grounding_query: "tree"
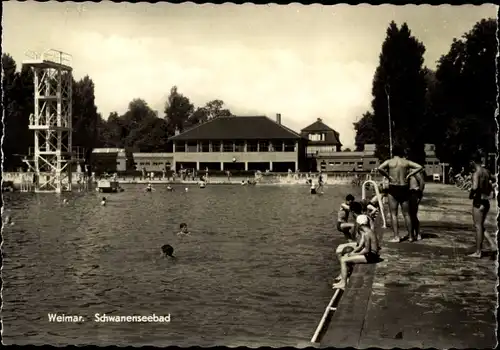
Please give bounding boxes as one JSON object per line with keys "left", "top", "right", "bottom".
{"left": 121, "top": 99, "right": 160, "bottom": 149}
{"left": 72, "top": 75, "right": 100, "bottom": 154}
{"left": 2, "top": 53, "right": 21, "bottom": 170}
{"left": 353, "top": 112, "right": 377, "bottom": 151}
{"left": 430, "top": 18, "right": 497, "bottom": 168}
{"left": 2, "top": 54, "right": 35, "bottom": 170}
{"left": 164, "top": 86, "right": 194, "bottom": 134}
{"left": 186, "top": 107, "right": 209, "bottom": 127}
{"left": 204, "top": 99, "right": 232, "bottom": 120}
{"left": 370, "top": 22, "right": 427, "bottom": 164}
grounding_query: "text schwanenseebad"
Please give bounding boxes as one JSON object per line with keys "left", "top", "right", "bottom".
{"left": 95, "top": 313, "right": 171, "bottom": 323}
{"left": 47, "top": 313, "right": 171, "bottom": 323}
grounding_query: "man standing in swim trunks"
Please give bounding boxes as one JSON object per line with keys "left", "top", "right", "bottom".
{"left": 409, "top": 171, "right": 425, "bottom": 241}
{"left": 332, "top": 214, "right": 380, "bottom": 290}
{"left": 468, "top": 154, "right": 496, "bottom": 258}
{"left": 377, "top": 145, "right": 424, "bottom": 242}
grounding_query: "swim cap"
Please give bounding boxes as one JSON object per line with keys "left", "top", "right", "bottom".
{"left": 356, "top": 214, "right": 370, "bottom": 226}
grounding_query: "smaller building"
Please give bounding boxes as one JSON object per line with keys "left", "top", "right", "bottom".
{"left": 301, "top": 118, "right": 342, "bottom": 156}
{"left": 423, "top": 144, "right": 440, "bottom": 176}
{"left": 132, "top": 153, "right": 174, "bottom": 172}
{"left": 316, "top": 144, "right": 379, "bottom": 172}
{"left": 92, "top": 148, "right": 126, "bottom": 173}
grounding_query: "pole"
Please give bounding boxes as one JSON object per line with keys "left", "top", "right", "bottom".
{"left": 385, "top": 84, "right": 393, "bottom": 158}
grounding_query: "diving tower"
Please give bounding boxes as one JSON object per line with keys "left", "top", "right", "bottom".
{"left": 22, "top": 49, "right": 83, "bottom": 193}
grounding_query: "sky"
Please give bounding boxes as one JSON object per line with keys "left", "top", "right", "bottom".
{"left": 2, "top": 3, "right": 497, "bottom": 148}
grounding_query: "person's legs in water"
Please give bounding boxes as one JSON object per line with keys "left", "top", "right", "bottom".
{"left": 469, "top": 200, "right": 490, "bottom": 258}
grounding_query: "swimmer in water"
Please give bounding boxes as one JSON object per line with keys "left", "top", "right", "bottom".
{"left": 146, "top": 183, "right": 154, "bottom": 192}
{"left": 317, "top": 171, "right": 325, "bottom": 193}
{"left": 161, "top": 244, "right": 176, "bottom": 259}
{"left": 3, "top": 214, "right": 14, "bottom": 226}
{"left": 177, "top": 223, "right": 190, "bottom": 236}
{"left": 62, "top": 199, "right": 68, "bottom": 204}
{"left": 101, "top": 197, "right": 106, "bottom": 206}
{"left": 167, "top": 185, "right": 174, "bottom": 191}
{"left": 185, "top": 187, "right": 189, "bottom": 192}
{"left": 377, "top": 145, "right": 423, "bottom": 242}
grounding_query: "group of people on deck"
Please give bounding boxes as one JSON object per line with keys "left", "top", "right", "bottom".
{"left": 331, "top": 145, "right": 495, "bottom": 290}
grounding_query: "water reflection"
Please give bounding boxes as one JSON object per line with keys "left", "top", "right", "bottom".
{"left": 2, "top": 184, "right": 360, "bottom": 346}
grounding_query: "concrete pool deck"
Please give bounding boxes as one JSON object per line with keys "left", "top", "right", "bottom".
{"left": 321, "top": 183, "right": 498, "bottom": 348}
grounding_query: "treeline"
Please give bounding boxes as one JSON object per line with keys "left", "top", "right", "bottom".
{"left": 1, "top": 53, "right": 232, "bottom": 170}
{"left": 354, "top": 18, "right": 497, "bottom": 170}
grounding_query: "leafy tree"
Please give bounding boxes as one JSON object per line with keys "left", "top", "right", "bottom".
{"left": 164, "top": 86, "right": 194, "bottom": 134}
{"left": 72, "top": 75, "right": 100, "bottom": 155}
{"left": 186, "top": 107, "right": 209, "bottom": 126}
{"left": 2, "top": 54, "right": 21, "bottom": 170}
{"left": 370, "top": 22, "right": 427, "bottom": 164}
{"left": 204, "top": 99, "right": 232, "bottom": 120}
{"left": 353, "top": 112, "right": 377, "bottom": 151}
{"left": 121, "top": 99, "right": 160, "bottom": 149}
{"left": 430, "top": 18, "right": 497, "bottom": 169}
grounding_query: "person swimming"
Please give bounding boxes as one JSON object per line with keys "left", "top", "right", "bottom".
{"left": 101, "top": 197, "right": 106, "bottom": 206}
{"left": 185, "top": 187, "right": 189, "bottom": 192}
{"left": 317, "top": 172, "right": 325, "bottom": 193}
{"left": 62, "top": 199, "right": 68, "bottom": 204}
{"left": 146, "top": 183, "right": 154, "bottom": 192}
{"left": 167, "top": 185, "right": 174, "bottom": 191}
{"left": 178, "top": 223, "right": 190, "bottom": 236}
{"left": 161, "top": 244, "right": 176, "bottom": 258}
{"left": 3, "top": 214, "right": 14, "bottom": 226}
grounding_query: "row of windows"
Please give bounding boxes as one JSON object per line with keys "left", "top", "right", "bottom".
{"left": 137, "top": 162, "right": 171, "bottom": 166}
{"left": 308, "top": 133, "right": 326, "bottom": 141}
{"left": 176, "top": 142, "right": 296, "bottom": 152}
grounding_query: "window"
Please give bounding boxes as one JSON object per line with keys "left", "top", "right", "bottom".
{"left": 186, "top": 142, "right": 197, "bottom": 152}
{"left": 329, "top": 162, "right": 335, "bottom": 166}
{"left": 369, "top": 161, "right": 376, "bottom": 165}
{"left": 200, "top": 142, "right": 210, "bottom": 152}
{"left": 212, "top": 141, "right": 221, "bottom": 152}
{"left": 357, "top": 162, "right": 363, "bottom": 168}
{"left": 247, "top": 141, "right": 258, "bottom": 152}
{"left": 222, "top": 142, "right": 234, "bottom": 152}
{"left": 176, "top": 142, "right": 186, "bottom": 152}
{"left": 274, "top": 142, "right": 283, "bottom": 152}
{"left": 284, "top": 141, "right": 295, "bottom": 152}
{"left": 258, "top": 141, "right": 269, "bottom": 152}
{"left": 235, "top": 141, "right": 245, "bottom": 152}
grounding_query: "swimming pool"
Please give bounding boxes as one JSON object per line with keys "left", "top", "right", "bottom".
{"left": 2, "top": 183, "right": 361, "bottom": 346}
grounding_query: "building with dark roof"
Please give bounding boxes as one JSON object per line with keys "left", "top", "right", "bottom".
{"left": 168, "top": 114, "right": 305, "bottom": 172}
{"left": 300, "top": 118, "right": 342, "bottom": 156}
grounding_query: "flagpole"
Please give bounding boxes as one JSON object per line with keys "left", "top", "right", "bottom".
{"left": 385, "top": 83, "right": 393, "bottom": 158}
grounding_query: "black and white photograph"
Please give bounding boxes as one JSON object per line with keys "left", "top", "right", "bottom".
{"left": 1, "top": 2, "right": 498, "bottom": 348}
